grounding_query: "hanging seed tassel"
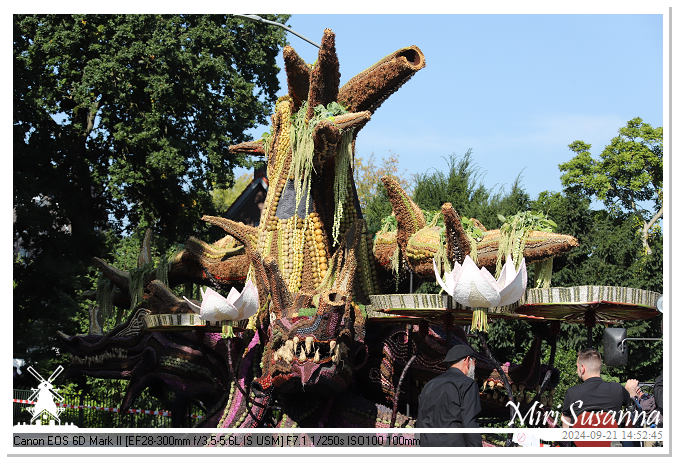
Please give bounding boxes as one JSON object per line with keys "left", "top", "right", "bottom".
{"left": 332, "top": 129, "right": 354, "bottom": 246}
{"left": 96, "top": 276, "right": 114, "bottom": 321}
{"left": 157, "top": 254, "right": 169, "bottom": 286}
{"left": 495, "top": 211, "right": 558, "bottom": 278}
{"left": 535, "top": 257, "right": 554, "bottom": 289}
{"left": 221, "top": 325, "right": 235, "bottom": 339}
{"left": 128, "top": 267, "right": 145, "bottom": 310}
{"left": 471, "top": 308, "right": 488, "bottom": 332}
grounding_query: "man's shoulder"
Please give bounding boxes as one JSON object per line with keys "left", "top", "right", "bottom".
{"left": 423, "top": 369, "right": 473, "bottom": 389}
{"left": 566, "top": 377, "right": 625, "bottom": 396}
{"left": 564, "top": 382, "right": 585, "bottom": 395}
{"left": 598, "top": 378, "right": 626, "bottom": 392}
{"left": 564, "top": 383, "right": 583, "bottom": 399}
{"left": 445, "top": 368, "right": 475, "bottom": 383}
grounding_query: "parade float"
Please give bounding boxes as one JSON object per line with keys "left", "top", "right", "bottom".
{"left": 58, "top": 28, "right": 661, "bottom": 434}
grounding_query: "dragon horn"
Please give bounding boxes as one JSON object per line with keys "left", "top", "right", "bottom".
{"left": 306, "top": 29, "right": 340, "bottom": 122}
{"left": 201, "top": 215, "right": 270, "bottom": 307}
{"left": 92, "top": 258, "right": 131, "bottom": 292}
{"left": 338, "top": 45, "right": 425, "bottom": 119}
{"left": 441, "top": 202, "right": 471, "bottom": 265}
{"left": 228, "top": 140, "right": 265, "bottom": 156}
{"left": 381, "top": 175, "right": 426, "bottom": 255}
{"left": 283, "top": 45, "right": 311, "bottom": 113}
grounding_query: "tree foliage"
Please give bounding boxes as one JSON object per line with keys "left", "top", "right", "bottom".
{"left": 559, "top": 117, "right": 663, "bottom": 254}
{"left": 13, "top": 14, "right": 289, "bottom": 370}
{"left": 354, "top": 152, "right": 411, "bottom": 234}
{"left": 14, "top": 14, "right": 289, "bottom": 245}
{"left": 412, "top": 151, "right": 530, "bottom": 230}
{"left": 211, "top": 172, "right": 254, "bottom": 213}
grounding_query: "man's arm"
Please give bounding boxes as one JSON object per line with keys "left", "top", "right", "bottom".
{"left": 624, "top": 379, "right": 639, "bottom": 405}
{"left": 561, "top": 389, "right": 574, "bottom": 427}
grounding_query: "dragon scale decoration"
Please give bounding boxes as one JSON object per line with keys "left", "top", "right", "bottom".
{"left": 60, "top": 29, "right": 584, "bottom": 434}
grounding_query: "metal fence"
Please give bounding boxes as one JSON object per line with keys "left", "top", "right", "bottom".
{"left": 13, "top": 389, "right": 203, "bottom": 428}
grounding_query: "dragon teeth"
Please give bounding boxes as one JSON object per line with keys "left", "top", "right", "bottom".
{"left": 283, "top": 346, "right": 294, "bottom": 363}
{"left": 329, "top": 340, "right": 336, "bottom": 351}
{"left": 313, "top": 349, "right": 320, "bottom": 363}
{"left": 298, "top": 350, "right": 306, "bottom": 362}
{"left": 276, "top": 345, "right": 293, "bottom": 364}
{"left": 305, "top": 337, "right": 313, "bottom": 354}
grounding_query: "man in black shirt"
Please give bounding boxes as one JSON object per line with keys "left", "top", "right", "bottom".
{"left": 561, "top": 348, "right": 638, "bottom": 427}
{"left": 416, "top": 344, "right": 482, "bottom": 447}
{"left": 653, "top": 372, "right": 663, "bottom": 415}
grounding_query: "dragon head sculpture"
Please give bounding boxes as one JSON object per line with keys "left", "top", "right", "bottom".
{"left": 202, "top": 213, "right": 368, "bottom": 395}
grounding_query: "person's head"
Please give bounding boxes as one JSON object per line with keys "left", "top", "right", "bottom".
{"left": 452, "top": 356, "right": 476, "bottom": 379}
{"left": 442, "top": 345, "right": 478, "bottom": 379}
{"left": 576, "top": 348, "right": 602, "bottom": 381}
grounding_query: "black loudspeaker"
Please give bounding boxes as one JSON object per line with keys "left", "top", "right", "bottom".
{"left": 602, "top": 328, "right": 628, "bottom": 367}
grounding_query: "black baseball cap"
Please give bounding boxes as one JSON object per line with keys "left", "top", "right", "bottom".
{"left": 442, "top": 344, "right": 478, "bottom": 364}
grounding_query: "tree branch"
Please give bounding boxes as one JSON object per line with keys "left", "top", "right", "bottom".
{"left": 642, "top": 205, "right": 663, "bottom": 255}
{"left": 85, "top": 100, "right": 100, "bottom": 135}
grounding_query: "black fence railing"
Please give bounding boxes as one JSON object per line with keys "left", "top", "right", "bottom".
{"left": 13, "top": 389, "right": 203, "bottom": 428}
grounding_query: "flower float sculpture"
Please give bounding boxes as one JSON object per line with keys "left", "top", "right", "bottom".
{"left": 58, "top": 27, "right": 635, "bottom": 434}
{"left": 433, "top": 255, "right": 527, "bottom": 331}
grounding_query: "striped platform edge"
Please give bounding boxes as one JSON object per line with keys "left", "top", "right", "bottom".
{"left": 368, "top": 294, "right": 527, "bottom": 322}
{"left": 143, "top": 313, "right": 246, "bottom": 331}
{"left": 515, "top": 286, "right": 661, "bottom": 322}
{"left": 364, "top": 305, "right": 422, "bottom": 322}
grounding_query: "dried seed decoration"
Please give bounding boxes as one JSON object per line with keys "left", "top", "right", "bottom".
{"left": 495, "top": 211, "right": 558, "bottom": 278}
{"left": 332, "top": 128, "right": 355, "bottom": 246}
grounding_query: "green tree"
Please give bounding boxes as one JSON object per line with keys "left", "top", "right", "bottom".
{"left": 13, "top": 14, "right": 289, "bottom": 372}
{"left": 211, "top": 173, "right": 253, "bottom": 213}
{"left": 559, "top": 117, "right": 662, "bottom": 254}
{"left": 354, "top": 152, "right": 411, "bottom": 234}
{"left": 412, "top": 151, "right": 530, "bottom": 229}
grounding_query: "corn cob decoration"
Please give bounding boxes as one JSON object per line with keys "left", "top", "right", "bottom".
{"left": 223, "top": 29, "right": 426, "bottom": 315}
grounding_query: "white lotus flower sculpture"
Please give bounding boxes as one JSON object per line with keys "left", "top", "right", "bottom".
{"left": 183, "top": 279, "right": 259, "bottom": 322}
{"left": 433, "top": 255, "right": 527, "bottom": 331}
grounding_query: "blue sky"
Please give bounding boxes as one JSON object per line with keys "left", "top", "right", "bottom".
{"left": 244, "top": 14, "right": 663, "bottom": 200}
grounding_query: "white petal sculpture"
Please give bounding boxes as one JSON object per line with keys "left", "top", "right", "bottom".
{"left": 433, "top": 255, "right": 527, "bottom": 308}
{"left": 183, "top": 280, "right": 259, "bottom": 322}
{"left": 497, "top": 255, "right": 528, "bottom": 307}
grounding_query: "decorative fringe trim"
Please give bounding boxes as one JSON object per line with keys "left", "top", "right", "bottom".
{"left": 495, "top": 211, "right": 557, "bottom": 278}
{"left": 96, "top": 276, "right": 114, "bottom": 321}
{"left": 332, "top": 129, "right": 355, "bottom": 246}
{"left": 471, "top": 308, "right": 488, "bottom": 332}
{"left": 534, "top": 258, "right": 553, "bottom": 289}
{"left": 128, "top": 265, "right": 147, "bottom": 310}
{"left": 157, "top": 254, "right": 169, "bottom": 286}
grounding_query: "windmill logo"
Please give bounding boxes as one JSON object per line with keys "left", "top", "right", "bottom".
{"left": 26, "top": 365, "right": 65, "bottom": 425}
